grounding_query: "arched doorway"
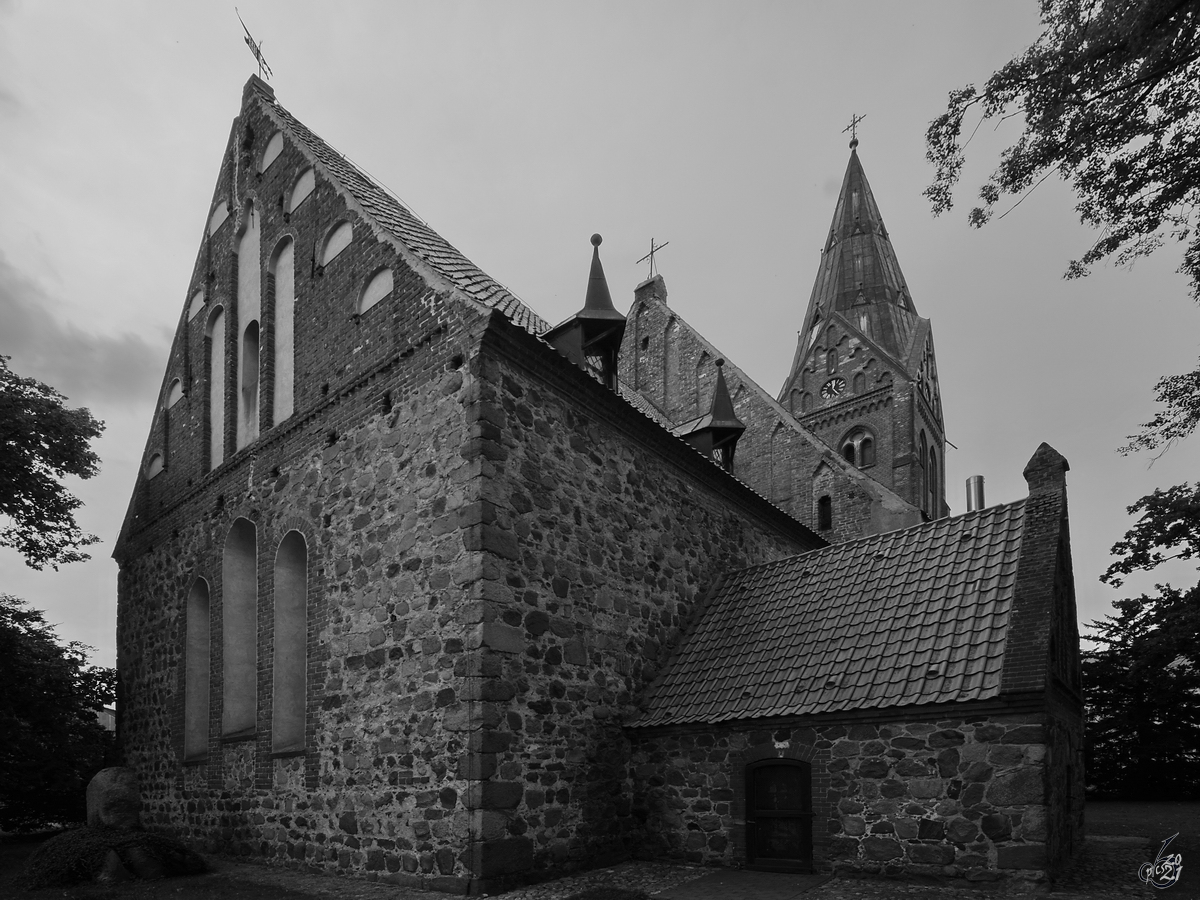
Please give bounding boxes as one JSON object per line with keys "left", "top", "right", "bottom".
{"left": 746, "top": 759, "right": 813, "bottom": 871}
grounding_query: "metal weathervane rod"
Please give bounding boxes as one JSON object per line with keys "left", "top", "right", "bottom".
{"left": 237, "top": 8, "right": 273, "bottom": 81}
{"left": 636, "top": 237, "right": 670, "bottom": 280}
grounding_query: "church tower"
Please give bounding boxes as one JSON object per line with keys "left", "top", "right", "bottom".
{"left": 778, "top": 138, "right": 947, "bottom": 519}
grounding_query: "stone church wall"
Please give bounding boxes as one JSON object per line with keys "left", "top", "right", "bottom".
{"left": 628, "top": 711, "right": 1063, "bottom": 884}
{"left": 118, "top": 296, "right": 494, "bottom": 893}
{"left": 461, "top": 320, "right": 816, "bottom": 884}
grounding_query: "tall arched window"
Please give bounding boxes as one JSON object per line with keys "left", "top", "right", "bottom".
{"left": 288, "top": 168, "right": 315, "bottom": 212}
{"left": 825, "top": 349, "right": 837, "bottom": 375}
{"left": 929, "top": 447, "right": 939, "bottom": 516}
{"left": 271, "top": 239, "right": 295, "bottom": 424}
{"left": 184, "top": 579, "right": 211, "bottom": 761}
{"left": 358, "top": 267, "right": 393, "bottom": 315}
{"left": 206, "top": 306, "right": 225, "bottom": 470}
{"left": 273, "top": 531, "right": 307, "bottom": 752}
{"left": 817, "top": 495, "right": 833, "bottom": 531}
{"left": 222, "top": 518, "right": 257, "bottom": 737}
{"left": 236, "top": 204, "right": 261, "bottom": 450}
{"left": 840, "top": 428, "right": 876, "bottom": 469}
{"left": 918, "top": 431, "right": 929, "bottom": 516}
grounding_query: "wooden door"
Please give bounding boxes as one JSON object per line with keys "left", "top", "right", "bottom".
{"left": 746, "top": 760, "right": 813, "bottom": 871}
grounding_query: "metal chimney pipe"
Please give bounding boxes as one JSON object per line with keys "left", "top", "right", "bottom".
{"left": 966, "top": 476, "right": 985, "bottom": 512}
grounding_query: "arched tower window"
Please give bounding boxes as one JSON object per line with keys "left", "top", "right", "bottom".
{"left": 825, "top": 348, "right": 837, "bottom": 375}
{"left": 205, "top": 306, "right": 225, "bottom": 470}
{"left": 840, "top": 428, "right": 876, "bottom": 469}
{"left": 929, "top": 447, "right": 939, "bottom": 517}
{"left": 918, "top": 431, "right": 929, "bottom": 516}
{"left": 259, "top": 132, "right": 284, "bottom": 173}
{"left": 184, "top": 578, "right": 211, "bottom": 761}
{"left": 272, "top": 531, "right": 307, "bottom": 753}
{"left": 271, "top": 238, "right": 295, "bottom": 424}
{"left": 222, "top": 518, "right": 257, "bottom": 737}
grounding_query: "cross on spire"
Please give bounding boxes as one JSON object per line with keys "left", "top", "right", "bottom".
{"left": 843, "top": 112, "right": 866, "bottom": 148}
{"left": 636, "top": 237, "right": 670, "bottom": 280}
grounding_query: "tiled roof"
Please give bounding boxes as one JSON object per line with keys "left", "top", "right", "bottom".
{"left": 264, "top": 97, "right": 550, "bottom": 336}
{"left": 630, "top": 500, "right": 1027, "bottom": 727}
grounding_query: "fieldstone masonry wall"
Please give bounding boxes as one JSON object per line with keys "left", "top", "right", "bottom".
{"left": 629, "top": 712, "right": 1071, "bottom": 884}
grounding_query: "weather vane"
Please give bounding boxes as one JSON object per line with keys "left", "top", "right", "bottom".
{"left": 237, "top": 8, "right": 274, "bottom": 81}
{"left": 843, "top": 112, "right": 866, "bottom": 147}
{"left": 636, "top": 237, "right": 670, "bottom": 280}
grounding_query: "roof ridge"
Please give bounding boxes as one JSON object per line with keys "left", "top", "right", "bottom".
{"left": 721, "top": 497, "right": 1029, "bottom": 581}
{"left": 255, "top": 92, "right": 551, "bottom": 336}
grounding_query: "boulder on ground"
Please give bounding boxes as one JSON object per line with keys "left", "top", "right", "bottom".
{"left": 86, "top": 767, "right": 142, "bottom": 829}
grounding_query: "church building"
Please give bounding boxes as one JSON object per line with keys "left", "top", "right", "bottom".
{"left": 114, "top": 77, "right": 1083, "bottom": 894}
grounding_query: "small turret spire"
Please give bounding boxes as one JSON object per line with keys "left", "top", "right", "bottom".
{"left": 682, "top": 359, "right": 746, "bottom": 473}
{"left": 543, "top": 233, "right": 627, "bottom": 390}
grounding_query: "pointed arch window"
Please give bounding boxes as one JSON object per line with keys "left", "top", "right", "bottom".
{"left": 271, "top": 238, "right": 295, "bottom": 424}
{"left": 825, "top": 349, "right": 837, "bottom": 375}
{"left": 208, "top": 201, "right": 229, "bottom": 236}
{"left": 358, "top": 268, "right": 394, "bottom": 315}
{"left": 146, "top": 452, "right": 165, "bottom": 479}
{"left": 272, "top": 531, "right": 307, "bottom": 753}
{"left": 288, "top": 168, "right": 315, "bottom": 213}
{"left": 184, "top": 579, "right": 211, "bottom": 761}
{"left": 928, "top": 447, "right": 939, "bottom": 517}
{"left": 259, "top": 132, "right": 284, "bottom": 173}
{"left": 321, "top": 221, "right": 353, "bottom": 266}
{"left": 236, "top": 204, "right": 261, "bottom": 450}
{"left": 222, "top": 518, "right": 257, "bottom": 737}
{"left": 166, "top": 378, "right": 184, "bottom": 409}
{"left": 663, "top": 318, "right": 680, "bottom": 409}
{"left": 205, "top": 306, "right": 226, "bottom": 470}
{"left": 918, "top": 431, "right": 929, "bottom": 516}
{"left": 188, "top": 290, "right": 206, "bottom": 321}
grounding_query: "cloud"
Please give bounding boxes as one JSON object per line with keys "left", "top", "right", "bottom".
{"left": 0, "top": 248, "right": 167, "bottom": 409}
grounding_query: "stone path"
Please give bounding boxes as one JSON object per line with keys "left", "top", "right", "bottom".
{"left": 654, "top": 869, "right": 832, "bottom": 899}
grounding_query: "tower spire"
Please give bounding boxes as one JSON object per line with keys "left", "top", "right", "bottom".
{"left": 544, "top": 234, "right": 627, "bottom": 390}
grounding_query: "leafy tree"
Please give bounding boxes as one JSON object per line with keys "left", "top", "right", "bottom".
{"left": 0, "top": 355, "right": 104, "bottom": 569}
{"left": 1083, "top": 482, "right": 1200, "bottom": 799}
{"left": 0, "top": 594, "right": 116, "bottom": 830}
{"left": 925, "top": 0, "right": 1200, "bottom": 451}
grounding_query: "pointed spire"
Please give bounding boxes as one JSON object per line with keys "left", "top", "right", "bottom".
{"left": 800, "top": 146, "right": 921, "bottom": 362}
{"left": 544, "top": 234, "right": 627, "bottom": 390}
{"left": 682, "top": 360, "right": 746, "bottom": 473}
{"left": 580, "top": 234, "right": 623, "bottom": 323}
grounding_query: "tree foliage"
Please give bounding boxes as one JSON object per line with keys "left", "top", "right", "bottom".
{"left": 926, "top": 0, "right": 1200, "bottom": 452}
{"left": 0, "top": 594, "right": 116, "bottom": 831}
{"left": 1083, "top": 482, "right": 1200, "bottom": 799}
{"left": 0, "top": 355, "right": 104, "bottom": 569}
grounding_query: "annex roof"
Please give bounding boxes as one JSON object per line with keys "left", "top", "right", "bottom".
{"left": 253, "top": 79, "right": 550, "bottom": 336}
{"left": 630, "top": 499, "right": 1027, "bottom": 727}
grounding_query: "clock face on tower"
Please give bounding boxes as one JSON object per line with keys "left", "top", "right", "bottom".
{"left": 820, "top": 377, "right": 846, "bottom": 399}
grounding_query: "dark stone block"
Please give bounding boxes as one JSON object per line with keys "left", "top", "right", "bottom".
{"left": 981, "top": 813, "right": 1012, "bottom": 840}
{"left": 936, "top": 749, "right": 959, "bottom": 777}
{"left": 947, "top": 817, "right": 979, "bottom": 843}
{"left": 862, "top": 837, "right": 903, "bottom": 860}
{"left": 974, "top": 723, "right": 1004, "bottom": 742}
{"left": 917, "top": 819, "right": 945, "bottom": 840}
{"left": 891, "top": 737, "right": 927, "bottom": 751}
{"left": 986, "top": 768, "right": 1042, "bottom": 806}
{"left": 829, "top": 837, "right": 860, "bottom": 859}
{"left": 339, "top": 812, "right": 357, "bottom": 834}
{"left": 908, "top": 843, "right": 955, "bottom": 865}
{"left": 870, "top": 821, "right": 895, "bottom": 834}
{"left": 895, "top": 758, "right": 928, "bottom": 777}
{"left": 858, "top": 759, "right": 889, "bottom": 779}
{"left": 927, "top": 730, "right": 965, "bottom": 748}
{"left": 880, "top": 779, "right": 906, "bottom": 798}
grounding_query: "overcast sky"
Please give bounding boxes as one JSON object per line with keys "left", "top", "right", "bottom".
{"left": 1, "top": 0, "right": 1196, "bottom": 668}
